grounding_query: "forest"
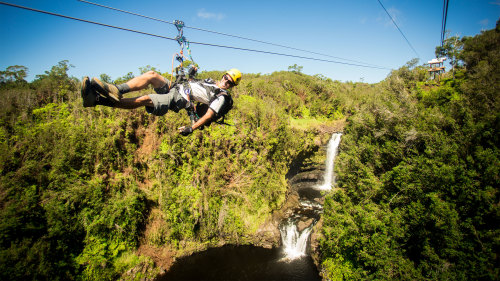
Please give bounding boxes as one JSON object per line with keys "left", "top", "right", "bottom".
{"left": 0, "top": 24, "right": 498, "bottom": 280}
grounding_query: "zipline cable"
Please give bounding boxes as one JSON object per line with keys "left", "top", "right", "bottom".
{"left": 440, "top": 0, "right": 450, "bottom": 47}
{"left": 0, "top": 1, "right": 178, "bottom": 41}
{"left": 376, "top": 0, "right": 420, "bottom": 59}
{"left": 77, "top": 0, "right": 386, "bottom": 69}
{"left": 0, "top": 1, "right": 391, "bottom": 70}
{"left": 441, "top": 0, "right": 446, "bottom": 45}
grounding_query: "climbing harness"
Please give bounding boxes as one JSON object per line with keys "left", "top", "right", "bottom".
{"left": 169, "top": 20, "right": 200, "bottom": 126}
{"left": 169, "top": 20, "right": 195, "bottom": 89}
{"left": 169, "top": 19, "right": 233, "bottom": 128}
{"left": 160, "top": 18, "right": 234, "bottom": 128}
{"left": 174, "top": 20, "right": 185, "bottom": 47}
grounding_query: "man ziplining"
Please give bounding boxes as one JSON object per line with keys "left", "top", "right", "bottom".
{"left": 80, "top": 68, "right": 242, "bottom": 136}
{"left": 0, "top": 1, "right": 244, "bottom": 137}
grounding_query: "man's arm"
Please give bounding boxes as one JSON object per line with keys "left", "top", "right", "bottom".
{"left": 178, "top": 108, "right": 215, "bottom": 135}
{"left": 192, "top": 108, "right": 215, "bottom": 130}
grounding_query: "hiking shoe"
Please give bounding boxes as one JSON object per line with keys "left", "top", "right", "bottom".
{"left": 81, "top": 76, "right": 97, "bottom": 107}
{"left": 91, "top": 77, "right": 121, "bottom": 102}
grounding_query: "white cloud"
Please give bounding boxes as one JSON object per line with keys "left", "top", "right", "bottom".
{"left": 386, "top": 7, "right": 402, "bottom": 27}
{"left": 197, "top": 9, "right": 225, "bottom": 21}
{"left": 480, "top": 18, "right": 489, "bottom": 26}
{"left": 376, "top": 7, "right": 403, "bottom": 28}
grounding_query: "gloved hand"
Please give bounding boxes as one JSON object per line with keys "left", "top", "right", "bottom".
{"left": 179, "top": 126, "right": 193, "bottom": 136}
{"left": 188, "top": 66, "right": 198, "bottom": 78}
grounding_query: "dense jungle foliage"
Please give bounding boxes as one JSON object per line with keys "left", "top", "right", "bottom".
{"left": 319, "top": 24, "right": 499, "bottom": 280}
{"left": 0, "top": 24, "right": 498, "bottom": 280}
{"left": 0, "top": 59, "right": 350, "bottom": 279}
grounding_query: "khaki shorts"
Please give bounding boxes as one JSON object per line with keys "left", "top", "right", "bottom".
{"left": 146, "top": 87, "right": 187, "bottom": 116}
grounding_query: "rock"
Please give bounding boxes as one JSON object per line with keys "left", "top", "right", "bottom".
{"left": 297, "top": 187, "right": 323, "bottom": 201}
{"left": 290, "top": 170, "right": 323, "bottom": 186}
{"left": 119, "top": 259, "right": 160, "bottom": 281}
{"left": 309, "top": 217, "right": 324, "bottom": 273}
{"left": 254, "top": 191, "right": 300, "bottom": 248}
{"left": 297, "top": 218, "right": 315, "bottom": 232}
{"left": 255, "top": 218, "right": 281, "bottom": 249}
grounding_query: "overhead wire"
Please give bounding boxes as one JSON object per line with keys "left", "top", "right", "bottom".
{"left": 0, "top": 1, "right": 391, "bottom": 70}
{"left": 77, "top": 0, "right": 386, "bottom": 69}
{"left": 440, "top": 0, "right": 450, "bottom": 47}
{"left": 375, "top": 0, "right": 420, "bottom": 59}
{"left": 0, "top": 2, "right": 178, "bottom": 42}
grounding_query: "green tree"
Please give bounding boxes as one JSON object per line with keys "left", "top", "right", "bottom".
{"left": 435, "top": 34, "right": 464, "bottom": 76}
{"left": 31, "top": 60, "right": 76, "bottom": 104}
{"left": 114, "top": 72, "right": 135, "bottom": 85}
{"left": 459, "top": 21, "right": 500, "bottom": 130}
{"left": 99, "top": 73, "right": 112, "bottom": 83}
{"left": 138, "top": 65, "right": 160, "bottom": 74}
{"left": 288, "top": 64, "right": 303, "bottom": 74}
{"left": 0, "top": 65, "right": 28, "bottom": 83}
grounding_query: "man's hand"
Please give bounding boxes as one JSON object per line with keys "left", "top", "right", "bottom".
{"left": 179, "top": 126, "right": 193, "bottom": 136}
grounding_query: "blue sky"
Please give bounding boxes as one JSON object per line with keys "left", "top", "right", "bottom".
{"left": 0, "top": 0, "right": 498, "bottom": 83}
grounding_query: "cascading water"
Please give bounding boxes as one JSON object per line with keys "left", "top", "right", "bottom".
{"left": 280, "top": 218, "right": 313, "bottom": 260}
{"left": 280, "top": 133, "right": 342, "bottom": 260}
{"left": 316, "top": 133, "right": 342, "bottom": 190}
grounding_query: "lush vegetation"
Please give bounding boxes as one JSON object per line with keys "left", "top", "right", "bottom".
{"left": 319, "top": 24, "right": 499, "bottom": 280}
{"left": 0, "top": 24, "right": 498, "bottom": 280}
{"left": 0, "top": 57, "right": 349, "bottom": 279}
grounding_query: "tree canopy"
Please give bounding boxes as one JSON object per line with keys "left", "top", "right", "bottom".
{"left": 319, "top": 22, "right": 499, "bottom": 280}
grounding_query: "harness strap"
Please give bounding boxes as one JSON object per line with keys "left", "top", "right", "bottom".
{"left": 179, "top": 81, "right": 197, "bottom": 125}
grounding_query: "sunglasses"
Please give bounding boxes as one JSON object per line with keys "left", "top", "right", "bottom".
{"left": 223, "top": 74, "right": 235, "bottom": 86}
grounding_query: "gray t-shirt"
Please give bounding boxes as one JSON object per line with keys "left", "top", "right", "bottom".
{"left": 178, "top": 81, "right": 226, "bottom": 114}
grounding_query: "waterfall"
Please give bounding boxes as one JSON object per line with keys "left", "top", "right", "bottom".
{"left": 280, "top": 133, "right": 342, "bottom": 260}
{"left": 280, "top": 218, "right": 313, "bottom": 260}
{"left": 316, "top": 133, "right": 342, "bottom": 190}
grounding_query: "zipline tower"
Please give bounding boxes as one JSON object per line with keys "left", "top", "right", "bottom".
{"left": 428, "top": 57, "right": 446, "bottom": 80}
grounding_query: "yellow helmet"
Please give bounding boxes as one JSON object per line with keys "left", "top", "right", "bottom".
{"left": 224, "top": 68, "right": 242, "bottom": 85}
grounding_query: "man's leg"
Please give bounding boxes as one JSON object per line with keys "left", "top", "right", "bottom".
{"left": 92, "top": 71, "right": 168, "bottom": 101}
{"left": 114, "top": 92, "right": 179, "bottom": 116}
{"left": 113, "top": 95, "right": 154, "bottom": 109}
{"left": 124, "top": 71, "right": 168, "bottom": 91}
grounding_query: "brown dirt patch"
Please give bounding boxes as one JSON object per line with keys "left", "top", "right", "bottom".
{"left": 137, "top": 244, "right": 174, "bottom": 271}
{"left": 135, "top": 122, "right": 161, "bottom": 161}
{"left": 317, "top": 118, "right": 346, "bottom": 134}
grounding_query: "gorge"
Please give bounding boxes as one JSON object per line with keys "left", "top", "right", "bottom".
{"left": 161, "top": 133, "right": 342, "bottom": 280}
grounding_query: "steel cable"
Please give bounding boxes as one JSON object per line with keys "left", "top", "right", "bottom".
{"left": 77, "top": 0, "right": 386, "bottom": 68}
{"left": 0, "top": 1, "right": 391, "bottom": 70}
{"left": 376, "top": 0, "right": 420, "bottom": 59}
